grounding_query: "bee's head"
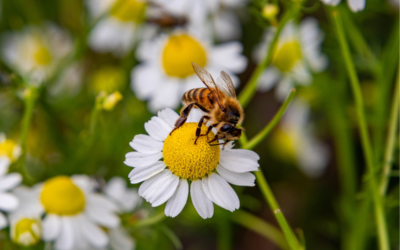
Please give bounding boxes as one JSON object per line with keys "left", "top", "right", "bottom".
{"left": 216, "top": 123, "right": 243, "bottom": 140}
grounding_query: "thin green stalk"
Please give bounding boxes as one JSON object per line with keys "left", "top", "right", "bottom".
{"left": 254, "top": 170, "right": 301, "bottom": 250}
{"left": 243, "top": 89, "right": 296, "bottom": 150}
{"left": 232, "top": 210, "right": 290, "bottom": 250}
{"left": 238, "top": 9, "right": 297, "bottom": 108}
{"left": 159, "top": 225, "right": 183, "bottom": 250}
{"left": 133, "top": 213, "right": 166, "bottom": 228}
{"left": 217, "top": 211, "right": 232, "bottom": 250}
{"left": 20, "top": 87, "right": 37, "bottom": 151}
{"left": 379, "top": 69, "right": 399, "bottom": 196}
{"left": 332, "top": 10, "right": 389, "bottom": 250}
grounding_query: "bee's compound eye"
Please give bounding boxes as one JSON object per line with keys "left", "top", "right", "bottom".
{"left": 221, "top": 124, "right": 232, "bottom": 132}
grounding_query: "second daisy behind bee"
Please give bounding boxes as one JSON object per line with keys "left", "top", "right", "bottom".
{"left": 170, "top": 62, "right": 244, "bottom": 148}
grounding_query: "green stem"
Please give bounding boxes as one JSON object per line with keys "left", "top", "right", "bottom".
{"left": 332, "top": 9, "right": 389, "bottom": 250}
{"left": 159, "top": 225, "right": 183, "bottom": 250}
{"left": 20, "top": 87, "right": 37, "bottom": 151}
{"left": 217, "top": 211, "right": 232, "bottom": 250}
{"left": 232, "top": 210, "right": 290, "bottom": 250}
{"left": 243, "top": 89, "right": 296, "bottom": 150}
{"left": 238, "top": 9, "right": 297, "bottom": 109}
{"left": 255, "top": 170, "right": 301, "bottom": 250}
{"left": 133, "top": 212, "right": 166, "bottom": 228}
{"left": 379, "top": 69, "right": 399, "bottom": 196}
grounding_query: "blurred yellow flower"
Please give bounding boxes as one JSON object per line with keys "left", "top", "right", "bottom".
{"left": 11, "top": 218, "right": 41, "bottom": 246}
{"left": 272, "top": 41, "right": 302, "bottom": 72}
{"left": 0, "top": 134, "right": 21, "bottom": 162}
{"left": 40, "top": 176, "right": 86, "bottom": 215}
{"left": 262, "top": 4, "right": 279, "bottom": 20}
{"left": 90, "top": 66, "right": 126, "bottom": 94}
{"left": 110, "top": 0, "right": 146, "bottom": 23}
{"left": 102, "top": 91, "right": 123, "bottom": 111}
{"left": 162, "top": 34, "right": 207, "bottom": 78}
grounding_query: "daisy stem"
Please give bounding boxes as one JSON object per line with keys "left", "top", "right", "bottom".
{"left": 332, "top": 10, "right": 389, "bottom": 250}
{"left": 133, "top": 212, "right": 166, "bottom": 228}
{"left": 232, "top": 210, "right": 290, "bottom": 250}
{"left": 20, "top": 86, "right": 37, "bottom": 152}
{"left": 243, "top": 89, "right": 296, "bottom": 150}
{"left": 379, "top": 68, "right": 399, "bottom": 196}
{"left": 238, "top": 9, "right": 296, "bottom": 109}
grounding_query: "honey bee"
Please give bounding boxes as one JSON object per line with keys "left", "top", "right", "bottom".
{"left": 170, "top": 62, "right": 244, "bottom": 147}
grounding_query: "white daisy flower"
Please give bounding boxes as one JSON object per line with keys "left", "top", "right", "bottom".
{"left": 131, "top": 28, "right": 247, "bottom": 112}
{"left": 254, "top": 18, "right": 328, "bottom": 100}
{"left": 86, "top": 0, "right": 151, "bottom": 56}
{"left": 1, "top": 24, "right": 73, "bottom": 84}
{"left": 270, "top": 98, "right": 329, "bottom": 177}
{"left": 124, "top": 108, "right": 260, "bottom": 219}
{"left": 320, "top": 0, "right": 365, "bottom": 12}
{"left": 8, "top": 186, "right": 43, "bottom": 246}
{"left": 21, "top": 175, "right": 121, "bottom": 250}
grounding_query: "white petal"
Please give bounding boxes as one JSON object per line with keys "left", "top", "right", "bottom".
{"left": 131, "top": 63, "right": 161, "bottom": 100}
{"left": 207, "top": 173, "right": 240, "bottom": 211}
{"left": 42, "top": 214, "right": 61, "bottom": 241}
{"left": 109, "top": 227, "right": 135, "bottom": 250}
{"left": 138, "top": 170, "right": 179, "bottom": 207}
{"left": 165, "top": 179, "right": 188, "bottom": 217}
{"left": 221, "top": 149, "right": 260, "bottom": 161}
{"left": 145, "top": 116, "right": 172, "bottom": 141}
{"left": 210, "top": 42, "right": 247, "bottom": 73}
{"left": 202, "top": 177, "right": 224, "bottom": 208}
{"left": 191, "top": 180, "right": 213, "bottom": 219}
{"left": 347, "top": 0, "right": 365, "bottom": 12}
{"left": 157, "top": 108, "right": 179, "bottom": 129}
{"left": 0, "top": 212, "right": 7, "bottom": 230}
{"left": 128, "top": 161, "right": 166, "bottom": 184}
{"left": 81, "top": 216, "right": 109, "bottom": 248}
{"left": 0, "top": 173, "right": 22, "bottom": 191}
{"left": 275, "top": 77, "right": 294, "bottom": 101}
{"left": 0, "top": 193, "right": 19, "bottom": 211}
{"left": 186, "top": 108, "right": 204, "bottom": 123}
{"left": 148, "top": 79, "right": 181, "bottom": 112}
{"left": 86, "top": 195, "right": 120, "bottom": 228}
{"left": 0, "top": 157, "right": 10, "bottom": 176}
{"left": 292, "top": 63, "right": 312, "bottom": 85}
{"left": 129, "top": 134, "right": 164, "bottom": 154}
{"left": 124, "top": 151, "right": 162, "bottom": 168}
{"left": 219, "top": 152, "right": 259, "bottom": 173}
{"left": 217, "top": 165, "right": 255, "bottom": 186}
{"left": 104, "top": 177, "right": 126, "bottom": 201}
{"left": 55, "top": 218, "right": 75, "bottom": 250}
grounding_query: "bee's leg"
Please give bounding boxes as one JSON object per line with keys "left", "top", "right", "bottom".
{"left": 170, "top": 103, "right": 209, "bottom": 135}
{"left": 194, "top": 116, "right": 210, "bottom": 145}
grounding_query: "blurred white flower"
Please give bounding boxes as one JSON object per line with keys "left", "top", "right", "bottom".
{"left": 86, "top": 0, "right": 152, "bottom": 56}
{"left": 254, "top": 18, "right": 328, "bottom": 100}
{"left": 131, "top": 28, "right": 247, "bottom": 112}
{"left": 1, "top": 24, "right": 73, "bottom": 84}
{"left": 49, "top": 62, "right": 84, "bottom": 97}
{"left": 0, "top": 133, "right": 21, "bottom": 163}
{"left": 270, "top": 98, "right": 329, "bottom": 177}
{"left": 9, "top": 187, "right": 43, "bottom": 246}
{"left": 125, "top": 108, "right": 259, "bottom": 219}
{"left": 320, "top": 0, "right": 365, "bottom": 12}
{"left": 22, "top": 175, "right": 121, "bottom": 250}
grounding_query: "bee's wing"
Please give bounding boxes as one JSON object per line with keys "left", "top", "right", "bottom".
{"left": 191, "top": 62, "right": 225, "bottom": 109}
{"left": 217, "top": 71, "right": 236, "bottom": 98}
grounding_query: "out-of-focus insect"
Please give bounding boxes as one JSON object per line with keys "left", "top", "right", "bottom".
{"left": 146, "top": 2, "right": 188, "bottom": 28}
{"left": 170, "top": 62, "right": 244, "bottom": 148}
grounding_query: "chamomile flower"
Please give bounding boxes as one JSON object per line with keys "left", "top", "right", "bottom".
{"left": 21, "top": 175, "right": 120, "bottom": 250}
{"left": 9, "top": 187, "right": 43, "bottom": 246}
{"left": 125, "top": 108, "right": 259, "bottom": 219}
{"left": 270, "top": 98, "right": 329, "bottom": 177}
{"left": 254, "top": 18, "right": 327, "bottom": 100}
{"left": 320, "top": 0, "right": 365, "bottom": 12}
{"left": 131, "top": 29, "right": 247, "bottom": 112}
{"left": 86, "top": 0, "right": 149, "bottom": 56}
{"left": 0, "top": 163, "right": 22, "bottom": 230}
{"left": 0, "top": 133, "right": 21, "bottom": 164}
{"left": 1, "top": 24, "right": 73, "bottom": 84}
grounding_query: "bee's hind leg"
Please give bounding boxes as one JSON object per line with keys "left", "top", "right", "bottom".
{"left": 194, "top": 116, "right": 210, "bottom": 144}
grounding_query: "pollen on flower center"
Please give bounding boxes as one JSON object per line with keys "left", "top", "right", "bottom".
{"left": 110, "top": 0, "right": 146, "bottom": 23}
{"left": 162, "top": 34, "right": 207, "bottom": 78}
{"left": 163, "top": 123, "right": 220, "bottom": 180}
{"left": 40, "top": 176, "right": 85, "bottom": 216}
{"left": 272, "top": 40, "right": 302, "bottom": 72}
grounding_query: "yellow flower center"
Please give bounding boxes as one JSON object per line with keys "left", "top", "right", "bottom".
{"left": 162, "top": 34, "right": 207, "bottom": 78}
{"left": 90, "top": 66, "right": 126, "bottom": 94}
{"left": 34, "top": 46, "right": 52, "bottom": 66}
{"left": 110, "top": 0, "right": 146, "bottom": 23}
{"left": 12, "top": 218, "right": 41, "bottom": 246}
{"left": 0, "top": 139, "right": 19, "bottom": 161}
{"left": 40, "top": 176, "right": 86, "bottom": 216}
{"left": 163, "top": 123, "right": 220, "bottom": 180}
{"left": 272, "top": 41, "right": 302, "bottom": 72}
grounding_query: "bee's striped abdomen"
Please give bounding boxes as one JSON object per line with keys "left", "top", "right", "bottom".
{"left": 182, "top": 88, "right": 213, "bottom": 109}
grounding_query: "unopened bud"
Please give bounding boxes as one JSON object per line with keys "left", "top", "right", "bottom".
{"left": 262, "top": 4, "right": 279, "bottom": 20}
